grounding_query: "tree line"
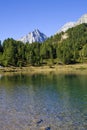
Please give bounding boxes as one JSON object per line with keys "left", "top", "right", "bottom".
{"left": 0, "top": 23, "right": 87, "bottom": 67}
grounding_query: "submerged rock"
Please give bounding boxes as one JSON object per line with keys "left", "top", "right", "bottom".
{"left": 45, "top": 127, "right": 51, "bottom": 130}
{"left": 40, "top": 126, "right": 51, "bottom": 130}
{"left": 37, "top": 119, "right": 43, "bottom": 125}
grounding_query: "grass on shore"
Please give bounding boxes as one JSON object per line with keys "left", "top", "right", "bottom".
{"left": 0, "top": 63, "right": 87, "bottom": 75}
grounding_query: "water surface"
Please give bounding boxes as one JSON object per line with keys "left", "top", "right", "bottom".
{"left": 0, "top": 73, "right": 87, "bottom": 130}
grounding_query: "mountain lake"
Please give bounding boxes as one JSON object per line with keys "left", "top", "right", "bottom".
{"left": 0, "top": 73, "right": 87, "bottom": 130}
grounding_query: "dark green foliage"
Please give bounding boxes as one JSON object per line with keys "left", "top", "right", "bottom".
{"left": 57, "top": 23, "right": 87, "bottom": 64}
{"left": 2, "top": 38, "right": 25, "bottom": 66}
{"left": 1, "top": 23, "right": 87, "bottom": 67}
{"left": 57, "top": 40, "right": 73, "bottom": 64}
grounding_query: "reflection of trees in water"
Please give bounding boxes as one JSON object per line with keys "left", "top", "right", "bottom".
{"left": 0, "top": 73, "right": 87, "bottom": 102}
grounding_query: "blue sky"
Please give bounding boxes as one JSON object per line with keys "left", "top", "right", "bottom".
{"left": 0, "top": 0, "right": 87, "bottom": 42}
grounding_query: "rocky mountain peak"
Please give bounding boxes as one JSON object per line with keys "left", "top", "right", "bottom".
{"left": 18, "top": 29, "right": 47, "bottom": 44}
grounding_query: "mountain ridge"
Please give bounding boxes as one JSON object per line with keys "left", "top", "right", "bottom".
{"left": 18, "top": 13, "right": 87, "bottom": 44}
{"left": 18, "top": 29, "right": 47, "bottom": 43}
{"left": 56, "top": 14, "right": 87, "bottom": 34}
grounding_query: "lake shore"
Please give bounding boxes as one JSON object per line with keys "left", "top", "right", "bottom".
{"left": 0, "top": 63, "right": 87, "bottom": 75}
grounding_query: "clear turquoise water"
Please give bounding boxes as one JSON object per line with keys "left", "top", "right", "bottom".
{"left": 0, "top": 73, "right": 87, "bottom": 130}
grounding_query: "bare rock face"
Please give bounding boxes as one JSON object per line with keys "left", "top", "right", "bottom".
{"left": 18, "top": 29, "right": 47, "bottom": 43}
{"left": 76, "top": 14, "right": 87, "bottom": 25}
{"left": 56, "top": 14, "right": 87, "bottom": 34}
{"left": 57, "top": 22, "right": 75, "bottom": 33}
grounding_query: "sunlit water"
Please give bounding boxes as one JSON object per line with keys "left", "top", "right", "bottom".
{"left": 0, "top": 73, "right": 87, "bottom": 130}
